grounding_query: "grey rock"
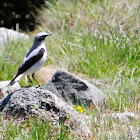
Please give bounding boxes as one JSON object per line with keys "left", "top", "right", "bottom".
{"left": 0, "top": 87, "right": 92, "bottom": 138}
{"left": 43, "top": 69, "right": 105, "bottom": 106}
{"left": 0, "top": 27, "right": 29, "bottom": 46}
{"left": 102, "top": 112, "right": 139, "bottom": 122}
{"left": 0, "top": 81, "right": 21, "bottom": 99}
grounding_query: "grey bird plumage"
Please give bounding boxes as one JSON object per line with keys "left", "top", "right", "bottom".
{"left": 8, "top": 32, "right": 51, "bottom": 86}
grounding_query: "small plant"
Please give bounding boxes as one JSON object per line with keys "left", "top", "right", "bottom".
{"left": 73, "top": 105, "right": 84, "bottom": 113}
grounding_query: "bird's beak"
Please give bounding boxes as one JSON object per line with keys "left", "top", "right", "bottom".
{"left": 46, "top": 33, "right": 52, "bottom": 36}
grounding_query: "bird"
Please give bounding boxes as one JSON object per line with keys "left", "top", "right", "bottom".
{"left": 8, "top": 32, "right": 52, "bottom": 87}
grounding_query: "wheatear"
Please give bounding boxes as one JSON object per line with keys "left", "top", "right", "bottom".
{"left": 8, "top": 32, "right": 52, "bottom": 86}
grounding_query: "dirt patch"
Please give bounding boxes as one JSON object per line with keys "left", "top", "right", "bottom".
{"left": 36, "top": 66, "right": 57, "bottom": 83}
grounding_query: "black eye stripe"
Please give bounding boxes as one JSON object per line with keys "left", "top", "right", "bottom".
{"left": 42, "top": 35, "right": 47, "bottom": 37}
{"left": 38, "top": 35, "right": 47, "bottom": 42}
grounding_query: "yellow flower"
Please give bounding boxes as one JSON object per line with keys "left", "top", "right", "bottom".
{"left": 77, "top": 106, "right": 82, "bottom": 110}
{"left": 66, "top": 115, "right": 70, "bottom": 119}
{"left": 73, "top": 105, "right": 76, "bottom": 108}
{"left": 79, "top": 108, "right": 84, "bottom": 113}
{"left": 73, "top": 105, "right": 84, "bottom": 113}
{"left": 77, "top": 106, "right": 84, "bottom": 113}
{"left": 34, "top": 104, "right": 38, "bottom": 109}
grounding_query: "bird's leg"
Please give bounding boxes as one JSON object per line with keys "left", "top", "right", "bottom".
{"left": 32, "top": 73, "right": 40, "bottom": 87}
{"left": 27, "top": 75, "right": 33, "bottom": 86}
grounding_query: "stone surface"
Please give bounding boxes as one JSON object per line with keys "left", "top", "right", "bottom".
{"left": 0, "top": 27, "right": 29, "bottom": 46}
{"left": 0, "top": 81, "right": 21, "bottom": 100}
{"left": 0, "top": 87, "right": 92, "bottom": 138}
{"left": 102, "top": 112, "right": 139, "bottom": 122}
{"left": 43, "top": 69, "right": 105, "bottom": 106}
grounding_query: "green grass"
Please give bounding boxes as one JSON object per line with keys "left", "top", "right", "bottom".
{"left": 0, "top": 116, "right": 77, "bottom": 140}
{"left": 0, "top": 0, "right": 140, "bottom": 139}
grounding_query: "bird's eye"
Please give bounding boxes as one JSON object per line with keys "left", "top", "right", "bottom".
{"left": 38, "top": 35, "right": 46, "bottom": 42}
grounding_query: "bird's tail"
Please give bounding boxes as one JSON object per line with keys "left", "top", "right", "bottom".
{"left": 8, "top": 74, "right": 23, "bottom": 86}
{"left": 8, "top": 78, "right": 16, "bottom": 86}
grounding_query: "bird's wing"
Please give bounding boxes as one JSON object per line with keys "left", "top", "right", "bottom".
{"left": 17, "top": 48, "right": 45, "bottom": 75}
{"left": 23, "top": 46, "right": 42, "bottom": 62}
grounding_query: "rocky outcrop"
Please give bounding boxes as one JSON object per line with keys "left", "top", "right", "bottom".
{"left": 0, "top": 81, "right": 21, "bottom": 100}
{"left": 0, "top": 70, "right": 106, "bottom": 138}
{"left": 0, "top": 27, "right": 29, "bottom": 46}
{"left": 0, "top": 87, "right": 92, "bottom": 138}
{"left": 43, "top": 69, "right": 105, "bottom": 106}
